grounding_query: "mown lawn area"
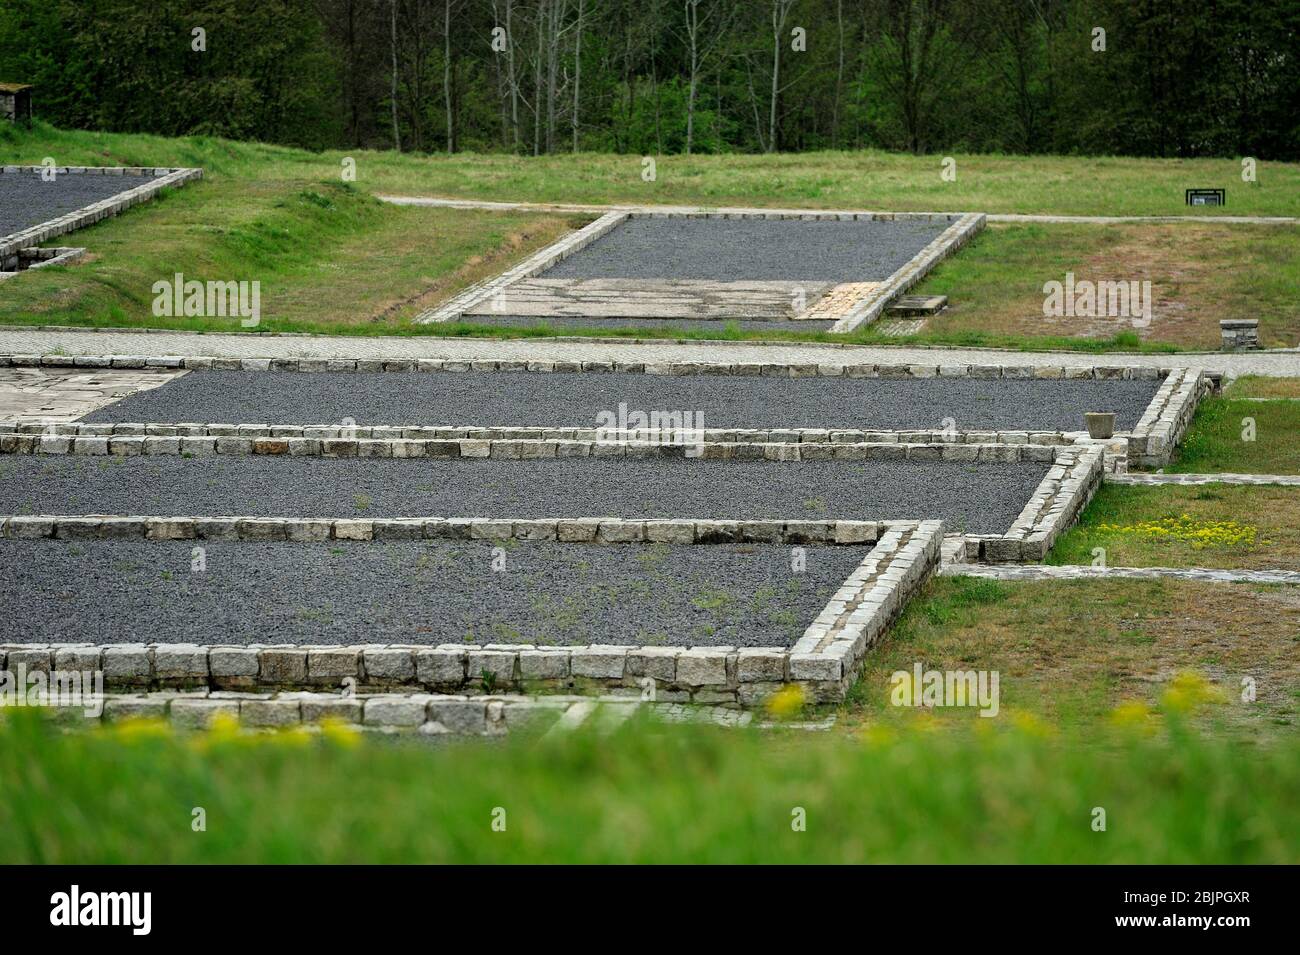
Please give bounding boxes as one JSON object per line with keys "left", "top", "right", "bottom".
{"left": 846, "top": 575, "right": 1299, "bottom": 738}
{"left": 3, "top": 123, "right": 1296, "bottom": 349}
{"left": 907, "top": 223, "right": 1300, "bottom": 350}
{"left": 6, "top": 122, "right": 1298, "bottom": 218}
{"left": 1165, "top": 396, "right": 1300, "bottom": 473}
{"left": 1049, "top": 484, "right": 1300, "bottom": 570}
{"left": 1, "top": 708, "right": 1295, "bottom": 864}
{"left": 1225, "top": 376, "right": 1300, "bottom": 399}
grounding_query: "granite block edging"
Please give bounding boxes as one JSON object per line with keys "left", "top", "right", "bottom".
{"left": 0, "top": 430, "right": 1084, "bottom": 464}
{"left": 5, "top": 523, "right": 944, "bottom": 707}
{"left": 0, "top": 513, "right": 908, "bottom": 546}
{"left": 0, "top": 167, "right": 204, "bottom": 263}
{"left": 1126, "top": 369, "right": 1209, "bottom": 467}
{"left": 0, "top": 419, "right": 1083, "bottom": 449}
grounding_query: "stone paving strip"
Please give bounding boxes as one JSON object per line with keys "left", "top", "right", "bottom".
{"left": 0, "top": 166, "right": 203, "bottom": 269}
{"left": 943, "top": 563, "right": 1300, "bottom": 585}
{"left": 1109, "top": 472, "right": 1300, "bottom": 486}
{"left": 0, "top": 450, "right": 1051, "bottom": 536}
{"left": 0, "top": 365, "right": 184, "bottom": 422}
{"left": 54, "top": 365, "right": 1163, "bottom": 435}
{"left": 1, "top": 328, "right": 1293, "bottom": 378}
{"left": 0, "top": 539, "right": 865, "bottom": 649}
{"left": 1, "top": 523, "right": 943, "bottom": 705}
{"left": 464, "top": 278, "right": 835, "bottom": 320}
{"left": 376, "top": 194, "right": 1299, "bottom": 226}
{"left": 1125, "top": 368, "right": 1211, "bottom": 467}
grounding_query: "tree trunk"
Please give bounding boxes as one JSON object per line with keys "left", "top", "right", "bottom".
{"left": 444, "top": 0, "right": 455, "bottom": 153}
{"left": 572, "top": 0, "right": 583, "bottom": 152}
{"left": 390, "top": 0, "right": 401, "bottom": 151}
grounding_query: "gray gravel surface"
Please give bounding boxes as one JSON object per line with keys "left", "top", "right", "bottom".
{"left": 0, "top": 456, "right": 1046, "bottom": 533}
{"left": 0, "top": 171, "right": 162, "bottom": 237}
{"left": 0, "top": 539, "right": 862, "bottom": 647}
{"left": 541, "top": 217, "right": 947, "bottom": 281}
{"left": 460, "top": 315, "right": 838, "bottom": 333}
{"left": 86, "top": 369, "right": 1160, "bottom": 432}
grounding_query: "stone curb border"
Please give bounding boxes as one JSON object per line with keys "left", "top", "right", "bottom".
{"left": 0, "top": 514, "right": 905, "bottom": 546}
{"left": 0, "top": 166, "right": 204, "bottom": 264}
{"left": 0, "top": 431, "right": 1076, "bottom": 464}
{"left": 418, "top": 211, "right": 628, "bottom": 322}
{"left": 0, "top": 419, "right": 1085, "bottom": 449}
{"left": 2, "top": 524, "right": 943, "bottom": 707}
{"left": 1108, "top": 472, "right": 1300, "bottom": 487}
{"left": 0, "top": 246, "right": 86, "bottom": 281}
{"left": 1126, "top": 368, "right": 1209, "bottom": 467}
{"left": 942, "top": 563, "right": 1300, "bottom": 585}
{"left": 16, "top": 687, "right": 640, "bottom": 735}
{"left": 831, "top": 213, "right": 987, "bottom": 333}
{"left": 0, "top": 350, "right": 1177, "bottom": 382}
{"left": 959, "top": 444, "right": 1105, "bottom": 562}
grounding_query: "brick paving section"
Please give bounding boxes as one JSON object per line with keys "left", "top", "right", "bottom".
{"left": 2, "top": 328, "right": 1299, "bottom": 377}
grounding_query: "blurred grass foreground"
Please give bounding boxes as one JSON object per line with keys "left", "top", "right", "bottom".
{"left": 1, "top": 708, "right": 1296, "bottom": 864}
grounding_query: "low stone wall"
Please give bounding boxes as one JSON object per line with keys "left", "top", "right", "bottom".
{"left": 1126, "top": 369, "right": 1209, "bottom": 467}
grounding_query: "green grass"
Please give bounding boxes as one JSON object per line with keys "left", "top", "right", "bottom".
{"left": 847, "top": 575, "right": 1299, "bottom": 736}
{"left": 1, "top": 709, "right": 1295, "bottom": 864}
{"left": 1049, "top": 484, "right": 1300, "bottom": 570}
{"left": 909, "top": 222, "right": 1300, "bottom": 350}
{"left": 1225, "top": 376, "right": 1300, "bottom": 399}
{"left": 8, "top": 122, "right": 1296, "bottom": 217}
{"left": 1167, "top": 397, "right": 1300, "bottom": 473}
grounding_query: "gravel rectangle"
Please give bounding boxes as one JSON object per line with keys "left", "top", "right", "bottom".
{"left": 0, "top": 455, "right": 1047, "bottom": 533}
{"left": 0, "top": 539, "right": 863, "bottom": 647}
{"left": 540, "top": 216, "right": 948, "bottom": 282}
{"left": 84, "top": 369, "right": 1161, "bottom": 433}
{"left": 0, "top": 170, "right": 163, "bottom": 237}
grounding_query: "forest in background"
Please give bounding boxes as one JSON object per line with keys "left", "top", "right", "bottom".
{"left": 0, "top": 0, "right": 1296, "bottom": 160}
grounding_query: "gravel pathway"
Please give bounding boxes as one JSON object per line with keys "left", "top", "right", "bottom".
{"left": 0, "top": 456, "right": 1048, "bottom": 533}
{"left": 0, "top": 171, "right": 162, "bottom": 237}
{"left": 540, "top": 217, "right": 946, "bottom": 282}
{"left": 0, "top": 539, "right": 862, "bottom": 647}
{"left": 5, "top": 328, "right": 1297, "bottom": 377}
{"left": 84, "top": 369, "right": 1161, "bottom": 432}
